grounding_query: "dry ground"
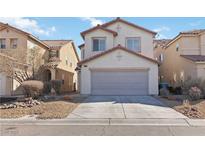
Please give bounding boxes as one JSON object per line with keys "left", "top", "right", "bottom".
{"left": 157, "top": 97, "right": 205, "bottom": 119}
{"left": 0, "top": 95, "right": 87, "bottom": 119}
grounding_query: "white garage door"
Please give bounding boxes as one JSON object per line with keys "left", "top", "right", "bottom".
{"left": 91, "top": 69, "right": 148, "bottom": 95}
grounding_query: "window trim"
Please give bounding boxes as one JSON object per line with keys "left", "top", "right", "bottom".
{"left": 0, "top": 38, "right": 6, "bottom": 49}
{"left": 125, "top": 37, "right": 141, "bottom": 52}
{"left": 92, "top": 37, "right": 106, "bottom": 52}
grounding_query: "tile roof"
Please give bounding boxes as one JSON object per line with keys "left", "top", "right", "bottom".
{"left": 101, "top": 17, "right": 157, "bottom": 35}
{"left": 80, "top": 17, "right": 157, "bottom": 39}
{"left": 78, "top": 44, "right": 159, "bottom": 65}
{"left": 42, "top": 40, "right": 72, "bottom": 51}
{"left": 181, "top": 55, "right": 205, "bottom": 62}
{"left": 154, "top": 39, "right": 171, "bottom": 47}
{"left": 42, "top": 40, "right": 80, "bottom": 62}
{"left": 180, "top": 29, "right": 205, "bottom": 35}
{"left": 42, "top": 40, "right": 72, "bottom": 46}
{"left": 80, "top": 25, "right": 118, "bottom": 39}
{"left": 0, "top": 22, "right": 49, "bottom": 49}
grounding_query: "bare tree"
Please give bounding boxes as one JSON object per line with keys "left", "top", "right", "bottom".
{"left": 0, "top": 53, "right": 31, "bottom": 84}
{"left": 0, "top": 46, "right": 42, "bottom": 84}
{"left": 27, "top": 46, "right": 42, "bottom": 79}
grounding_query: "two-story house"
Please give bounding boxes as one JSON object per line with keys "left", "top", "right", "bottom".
{"left": 154, "top": 30, "right": 205, "bottom": 87}
{"left": 0, "top": 22, "right": 79, "bottom": 95}
{"left": 77, "top": 18, "right": 159, "bottom": 95}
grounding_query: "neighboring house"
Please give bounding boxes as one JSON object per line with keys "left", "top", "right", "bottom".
{"left": 42, "top": 40, "right": 79, "bottom": 92}
{"left": 77, "top": 17, "right": 159, "bottom": 95}
{"left": 154, "top": 30, "right": 205, "bottom": 87}
{"left": 0, "top": 22, "right": 79, "bottom": 95}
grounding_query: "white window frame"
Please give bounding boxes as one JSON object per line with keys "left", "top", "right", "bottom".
{"left": 92, "top": 37, "right": 106, "bottom": 52}
{"left": 126, "top": 37, "right": 141, "bottom": 52}
{"left": 0, "top": 38, "right": 6, "bottom": 49}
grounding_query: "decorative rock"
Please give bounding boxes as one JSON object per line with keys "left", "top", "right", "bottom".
{"left": 0, "top": 97, "right": 41, "bottom": 110}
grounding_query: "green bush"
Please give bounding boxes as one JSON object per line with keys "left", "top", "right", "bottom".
{"left": 21, "top": 80, "right": 44, "bottom": 98}
{"left": 51, "top": 80, "right": 62, "bottom": 94}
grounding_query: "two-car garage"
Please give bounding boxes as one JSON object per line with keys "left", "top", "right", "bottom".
{"left": 79, "top": 47, "right": 159, "bottom": 96}
{"left": 91, "top": 69, "right": 148, "bottom": 95}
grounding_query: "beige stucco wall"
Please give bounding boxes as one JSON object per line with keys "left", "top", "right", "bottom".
{"left": 0, "top": 28, "right": 28, "bottom": 63}
{"left": 84, "top": 29, "right": 114, "bottom": 59}
{"left": 57, "top": 42, "right": 79, "bottom": 91}
{"left": 83, "top": 21, "right": 155, "bottom": 60}
{"left": 156, "top": 36, "right": 203, "bottom": 86}
{"left": 200, "top": 33, "right": 205, "bottom": 55}
{"left": 196, "top": 63, "right": 205, "bottom": 80}
{"left": 80, "top": 49, "right": 158, "bottom": 95}
{"left": 181, "top": 36, "right": 200, "bottom": 55}
{"left": 107, "top": 22, "right": 154, "bottom": 58}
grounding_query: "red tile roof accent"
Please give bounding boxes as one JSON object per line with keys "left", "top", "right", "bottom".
{"left": 78, "top": 44, "right": 159, "bottom": 65}
{"left": 181, "top": 55, "right": 205, "bottom": 62}
{"left": 80, "top": 18, "right": 157, "bottom": 40}
{"left": 101, "top": 17, "right": 157, "bottom": 35}
{"left": 42, "top": 40, "right": 80, "bottom": 62}
{"left": 81, "top": 24, "right": 118, "bottom": 39}
{"left": 180, "top": 29, "right": 205, "bottom": 35}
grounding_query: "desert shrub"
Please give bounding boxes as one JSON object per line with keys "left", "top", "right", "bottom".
{"left": 21, "top": 80, "right": 44, "bottom": 98}
{"left": 43, "top": 82, "right": 52, "bottom": 94}
{"left": 51, "top": 80, "right": 62, "bottom": 94}
{"left": 181, "top": 78, "right": 205, "bottom": 98}
{"left": 188, "top": 86, "right": 202, "bottom": 101}
{"left": 159, "top": 88, "right": 170, "bottom": 97}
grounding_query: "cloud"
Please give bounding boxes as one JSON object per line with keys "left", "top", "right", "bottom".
{"left": 81, "top": 17, "right": 104, "bottom": 27}
{"left": 0, "top": 17, "right": 56, "bottom": 36}
{"left": 153, "top": 26, "right": 170, "bottom": 39}
{"left": 153, "top": 26, "right": 170, "bottom": 33}
{"left": 189, "top": 20, "right": 203, "bottom": 26}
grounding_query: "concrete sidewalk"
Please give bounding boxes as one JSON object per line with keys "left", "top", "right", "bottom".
{"left": 1, "top": 118, "right": 205, "bottom": 126}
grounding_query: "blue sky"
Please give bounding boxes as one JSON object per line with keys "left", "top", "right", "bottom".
{"left": 0, "top": 17, "right": 205, "bottom": 54}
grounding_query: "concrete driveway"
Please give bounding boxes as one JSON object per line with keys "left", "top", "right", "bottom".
{"left": 67, "top": 96, "right": 186, "bottom": 119}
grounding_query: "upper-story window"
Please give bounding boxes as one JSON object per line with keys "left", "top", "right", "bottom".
{"left": 0, "top": 39, "right": 6, "bottom": 49}
{"left": 10, "top": 38, "right": 18, "bottom": 49}
{"left": 126, "top": 37, "right": 141, "bottom": 52}
{"left": 92, "top": 37, "right": 106, "bottom": 51}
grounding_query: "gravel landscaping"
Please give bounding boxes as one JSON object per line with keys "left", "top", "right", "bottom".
{"left": 174, "top": 100, "right": 205, "bottom": 119}
{"left": 0, "top": 95, "right": 86, "bottom": 119}
{"left": 157, "top": 96, "right": 205, "bottom": 119}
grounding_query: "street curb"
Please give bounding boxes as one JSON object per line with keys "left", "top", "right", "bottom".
{"left": 1, "top": 118, "right": 205, "bottom": 126}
